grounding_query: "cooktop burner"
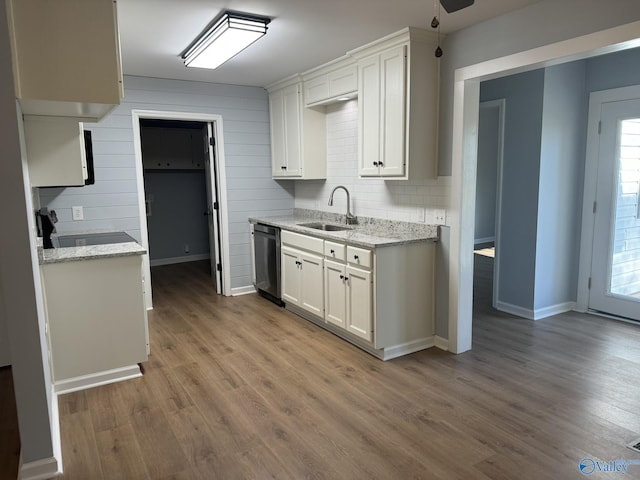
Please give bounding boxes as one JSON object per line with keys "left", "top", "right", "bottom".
{"left": 53, "top": 232, "right": 137, "bottom": 248}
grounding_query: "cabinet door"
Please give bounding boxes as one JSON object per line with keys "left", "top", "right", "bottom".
{"left": 283, "top": 84, "right": 302, "bottom": 177}
{"left": 358, "top": 54, "right": 381, "bottom": 177}
{"left": 300, "top": 251, "right": 324, "bottom": 316}
{"left": 347, "top": 266, "right": 373, "bottom": 341}
{"left": 269, "top": 89, "right": 286, "bottom": 177}
{"left": 24, "top": 115, "right": 87, "bottom": 187}
{"left": 324, "top": 260, "right": 347, "bottom": 328}
{"left": 379, "top": 45, "right": 406, "bottom": 177}
{"left": 281, "top": 246, "right": 301, "bottom": 306}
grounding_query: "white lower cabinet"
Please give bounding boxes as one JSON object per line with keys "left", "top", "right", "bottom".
{"left": 280, "top": 228, "right": 435, "bottom": 360}
{"left": 282, "top": 245, "right": 324, "bottom": 317}
{"left": 40, "top": 255, "right": 148, "bottom": 388}
{"left": 325, "top": 259, "right": 373, "bottom": 341}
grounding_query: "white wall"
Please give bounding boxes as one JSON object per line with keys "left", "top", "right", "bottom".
{"left": 39, "top": 75, "right": 294, "bottom": 290}
{"left": 295, "top": 100, "right": 451, "bottom": 222}
{"left": 0, "top": 1, "right": 59, "bottom": 471}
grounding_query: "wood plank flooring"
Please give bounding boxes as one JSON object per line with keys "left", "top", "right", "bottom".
{"left": 6, "top": 256, "right": 640, "bottom": 479}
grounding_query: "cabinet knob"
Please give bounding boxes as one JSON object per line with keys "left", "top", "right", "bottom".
{"left": 339, "top": 274, "right": 344, "bottom": 280}
{"left": 282, "top": 165, "right": 287, "bottom": 170}
{"left": 354, "top": 255, "right": 359, "bottom": 260}
{"left": 378, "top": 161, "right": 384, "bottom": 167}
{"left": 344, "top": 276, "right": 349, "bottom": 281}
{"left": 330, "top": 249, "right": 335, "bottom": 254}
{"left": 295, "top": 260, "right": 301, "bottom": 266}
{"left": 373, "top": 161, "right": 378, "bottom": 167}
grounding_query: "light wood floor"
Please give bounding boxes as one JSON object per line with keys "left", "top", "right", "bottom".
{"left": 5, "top": 257, "right": 640, "bottom": 479}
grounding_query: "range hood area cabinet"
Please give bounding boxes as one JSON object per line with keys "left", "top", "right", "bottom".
{"left": 302, "top": 57, "right": 358, "bottom": 107}
{"left": 351, "top": 28, "right": 440, "bottom": 180}
{"left": 23, "top": 115, "right": 88, "bottom": 187}
{"left": 268, "top": 79, "right": 327, "bottom": 179}
{"left": 7, "top": 0, "right": 123, "bottom": 121}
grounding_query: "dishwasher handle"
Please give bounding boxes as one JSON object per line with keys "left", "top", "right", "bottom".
{"left": 254, "top": 223, "right": 278, "bottom": 237}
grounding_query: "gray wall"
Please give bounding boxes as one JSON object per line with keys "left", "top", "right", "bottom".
{"left": 535, "top": 61, "right": 588, "bottom": 311}
{"left": 0, "top": 2, "right": 56, "bottom": 466}
{"left": 586, "top": 47, "right": 640, "bottom": 92}
{"left": 145, "top": 170, "right": 210, "bottom": 262}
{"left": 481, "top": 70, "right": 545, "bottom": 311}
{"left": 39, "top": 75, "right": 295, "bottom": 290}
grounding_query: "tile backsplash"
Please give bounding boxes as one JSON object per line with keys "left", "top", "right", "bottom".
{"left": 294, "top": 100, "right": 450, "bottom": 224}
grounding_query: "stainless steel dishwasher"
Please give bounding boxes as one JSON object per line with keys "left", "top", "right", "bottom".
{"left": 253, "top": 223, "right": 282, "bottom": 305}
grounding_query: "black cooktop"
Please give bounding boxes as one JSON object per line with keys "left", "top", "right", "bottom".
{"left": 53, "top": 232, "right": 137, "bottom": 248}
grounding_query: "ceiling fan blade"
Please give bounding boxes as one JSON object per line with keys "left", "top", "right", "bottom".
{"left": 440, "top": 0, "right": 475, "bottom": 13}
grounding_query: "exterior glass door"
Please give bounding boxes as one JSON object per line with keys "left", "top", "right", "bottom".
{"left": 589, "top": 99, "right": 640, "bottom": 321}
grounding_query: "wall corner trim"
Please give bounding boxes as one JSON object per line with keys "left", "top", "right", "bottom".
{"left": 231, "top": 285, "right": 256, "bottom": 296}
{"left": 434, "top": 336, "right": 449, "bottom": 351}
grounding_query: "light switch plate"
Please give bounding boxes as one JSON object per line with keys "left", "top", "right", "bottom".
{"left": 434, "top": 209, "right": 446, "bottom": 224}
{"left": 72, "top": 206, "right": 84, "bottom": 221}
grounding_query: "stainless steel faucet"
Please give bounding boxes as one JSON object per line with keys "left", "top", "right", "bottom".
{"left": 328, "top": 185, "right": 357, "bottom": 225}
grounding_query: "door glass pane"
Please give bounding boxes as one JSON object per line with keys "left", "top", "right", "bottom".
{"left": 610, "top": 118, "right": 640, "bottom": 299}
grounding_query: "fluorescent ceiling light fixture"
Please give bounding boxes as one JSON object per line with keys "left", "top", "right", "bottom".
{"left": 182, "top": 11, "right": 270, "bottom": 69}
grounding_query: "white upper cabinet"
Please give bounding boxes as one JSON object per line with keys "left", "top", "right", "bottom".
{"left": 7, "top": 0, "right": 124, "bottom": 121}
{"left": 23, "top": 115, "right": 87, "bottom": 187}
{"left": 268, "top": 79, "right": 326, "bottom": 179}
{"left": 351, "top": 28, "right": 439, "bottom": 180}
{"left": 303, "top": 57, "right": 358, "bottom": 107}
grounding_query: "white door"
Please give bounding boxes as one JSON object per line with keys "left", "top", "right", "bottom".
{"left": 325, "top": 259, "right": 347, "bottom": 328}
{"left": 205, "top": 123, "right": 222, "bottom": 294}
{"left": 379, "top": 45, "right": 406, "bottom": 177}
{"left": 283, "top": 84, "right": 302, "bottom": 176}
{"left": 346, "top": 265, "right": 373, "bottom": 341}
{"left": 300, "top": 251, "right": 324, "bottom": 316}
{"left": 358, "top": 54, "right": 381, "bottom": 176}
{"left": 589, "top": 98, "right": 640, "bottom": 321}
{"left": 281, "top": 246, "right": 301, "bottom": 306}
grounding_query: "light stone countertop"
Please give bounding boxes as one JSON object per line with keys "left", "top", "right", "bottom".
{"left": 249, "top": 209, "right": 439, "bottom": 248}
{"left": 39, "top": 242, "right": 146, "bottom": 265}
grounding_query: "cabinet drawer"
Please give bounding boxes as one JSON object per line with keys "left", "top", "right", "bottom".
{"left": 347, "top": 246, "right": 373, "bottom": 268}
{"left": 324, "top": 241, "right": 346, "bottom": 261}
{"left": 282, "top": 230, "right": 324, "bottom": 254}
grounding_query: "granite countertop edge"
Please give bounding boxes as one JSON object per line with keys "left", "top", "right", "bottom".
{"left": 249, "top": 211, "right": 439, "bottom": 248}
{"left": 39, "top": 242, "right": 147, "bottom": 265}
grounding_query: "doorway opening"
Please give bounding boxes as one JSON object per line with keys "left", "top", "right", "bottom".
{"left": 449, "top": 21, "right": 640, "bottom": 353}
{"left": 132, "top": 110, "right": 231, "bottom": 309}
{"left": 139, "top": 119, "right": 223, "bottom": 294}
{"left": 473, "top": 99, "right": 505, "bottom": 311}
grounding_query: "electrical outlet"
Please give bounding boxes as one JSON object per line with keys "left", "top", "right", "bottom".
{"left": 71, "top": 206, "right": 84, "bottom": 221}
{"left": 434, "top": 209, "right": 446, "bottom": 224}
{"left": 418, "top": 207, "right": 426, "bottom": 223}
{"left": 184, "top": 244, "right": 190, "bottom": 254}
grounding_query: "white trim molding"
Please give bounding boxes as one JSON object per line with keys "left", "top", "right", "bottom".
{"left": 496, "top": 301, "right": 577, "bottom": 321}
{"left": 231, "top": 285, "right": 257, "bottom": 296}
{"left": 149, "top": 254, "right": 210, "bottom": 267}
{"left": 54, "top": 365, "right": 142, "bottom": 395}
{"left": 434, "top": 336, "right": 449, "bottom": 351}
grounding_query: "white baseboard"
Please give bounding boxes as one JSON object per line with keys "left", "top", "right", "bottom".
{"left": 533, "top": 302, "right": 576, "bottom": 320}
{"left": 474, "top": 236, "right": 495, "bottom": 246}
{"left": 150, "top": 254, "right": 210, "bottom": 267}
{"left": 231, "top": 285, "right": 256, "bottom": 296}
{"left": 54, "top": 365, "right": 142, "bottom": 395}
{"left": 381, "top": 337, "right": 435, "bottom": 360}
{"left": 434, "top": 336, "right": 449, "bottom": 351}
{"left": 495, "top": 301, "right": 534, "bottom": 320}
{"left": 20, "top": 454, "right": 62, "bottom": 480}
{"left": 495, "top": 300, "right": 577, "bottom": 321}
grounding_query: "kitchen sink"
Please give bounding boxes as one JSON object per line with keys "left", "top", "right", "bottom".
{"left": 297, "top": 222, "right": 353, "bottom": 232}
